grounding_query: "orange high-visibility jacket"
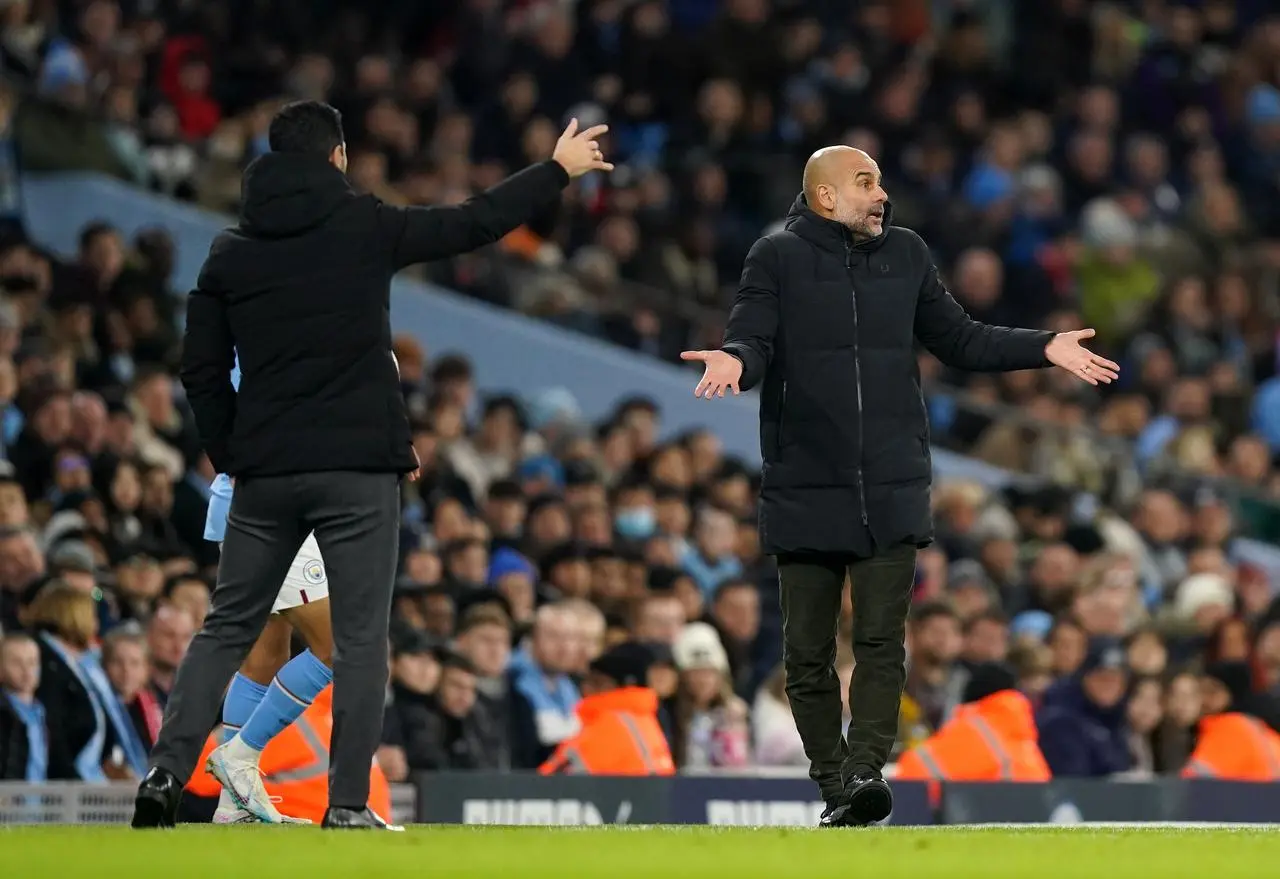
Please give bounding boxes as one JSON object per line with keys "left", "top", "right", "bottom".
{"left": 188, "top": 685, "right": 392, "bottom": 823}
{"left": 539, "top": 687, "right": 675, "bottom": 776}
{"left": 896, "top": 690, "right": 1051, "bottom": 782}
{"left": 1182, "top": 713, "right": 1280, "bottom": 782}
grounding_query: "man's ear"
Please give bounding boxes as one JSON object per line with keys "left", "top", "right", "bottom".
{"left": 817, "top": 183, "right": 835, "bottom": 211}
{"left": 331, "top": 143, "right": 347, "bottom": 173}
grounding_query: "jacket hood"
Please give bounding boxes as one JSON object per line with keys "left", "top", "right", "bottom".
{"left": 958, "top": 690, "right": 1038, "bottom": 741}
{"left": 239, "top": 152, "right": 354, "bottom": 238}
{"left": 784, "top": 193, "right": 893, "bottom": 254}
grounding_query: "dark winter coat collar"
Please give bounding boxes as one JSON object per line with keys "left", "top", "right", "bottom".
{"left": 783, "top": 193, "right": 894, "bottom": 256}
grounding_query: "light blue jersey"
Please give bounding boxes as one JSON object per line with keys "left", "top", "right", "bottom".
{"left": 203, "top": 358, "right": 240, "bottom": 543}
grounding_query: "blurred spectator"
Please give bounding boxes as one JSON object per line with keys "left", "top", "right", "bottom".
{"left": 508, "top": 603, "right": 581, "bottom": 769}
{"left": 670, "top": 622, "right": 749, "bottom": 769}
{"left": 0, "top": 631, "right": 44, "bottom": 779}
{"left": 539, "top": 641, "right": 674, "bottom": 776}
{"left": 1037, "top": 639, "right": 1134, "bottom": 777}
{"left": 752, "top": 663, "right": 805, "bottom": 768}
{"left": 904, "top": 602, "right": 964, "bottom": 735}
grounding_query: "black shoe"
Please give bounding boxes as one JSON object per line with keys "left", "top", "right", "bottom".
{"left": 820, "top": 775, "right": 894, "bottom": 828}
{"left": 131, "top": 767, "right": 182, "bottom": 829}
{"left": 819, "top": 799, "right": 843, "bottom": 828}
{"left": 321, "top": 805, "right": 405, "bottom": 831}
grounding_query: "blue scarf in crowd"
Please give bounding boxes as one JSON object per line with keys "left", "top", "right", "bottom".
{"left": 38, "top": 633, "right": 106, "bottom": 782}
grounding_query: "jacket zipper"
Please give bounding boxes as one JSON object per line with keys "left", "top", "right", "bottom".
{"left": 845, "top": 243, "right": 868, "bottom": 526}
{"left": 777, "top": 379, "right": 788, "bottom": 458}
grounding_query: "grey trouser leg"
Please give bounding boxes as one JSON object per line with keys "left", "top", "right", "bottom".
{"left": 150, "top": 475, "right": 306, "bottom": 782}
{"left": 299, "top": 471, "right": 400, "bottom": 809}
{"left": 778, "top": 554, "right": 847, "bottom": 801}
{"left": 843, "top": 542, "right": 918, "bottom": 777}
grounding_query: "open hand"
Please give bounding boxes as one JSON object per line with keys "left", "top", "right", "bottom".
{"left": 680, "top": 350, "right": 743, "bottom": 398}
{"left": 1045, "top": 329, "right": 1120, "bottom": 386}
{"left": 552, "top": 118, "right": 615, "bottom": 179}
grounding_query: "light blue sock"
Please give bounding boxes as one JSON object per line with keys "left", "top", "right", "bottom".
{"left": 239, "top": 650, "right": 333, "bottom": 751}
{"left": 222, "top": 674, "right": 270, "bottom": 744}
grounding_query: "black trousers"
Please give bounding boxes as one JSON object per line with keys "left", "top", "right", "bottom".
{"left": 778, "top": 542, "right": 917, "bottom": 800}
{"left": 149, "top": 471, "right": 400, "bottom": 808}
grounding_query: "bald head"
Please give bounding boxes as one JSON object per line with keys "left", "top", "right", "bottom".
{"left": 801, "top": 146, "right": 887, "bottom": 239}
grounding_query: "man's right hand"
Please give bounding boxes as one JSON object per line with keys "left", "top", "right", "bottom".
{"left": 552, "top": 118, "right": 614, "bottom": 179}
{"left": 680, "top": 350, "right": 743, "bottom": 398}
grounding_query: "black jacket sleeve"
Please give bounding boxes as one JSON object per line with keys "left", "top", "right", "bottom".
{"left": 913, "top": 262, "right": 1053, "bottom": 372}
{"left": 720, "top": 236, "right": 782, "bottom": 392}
{"left": 179, "top": 287, "right": 238, "bottom": 474}
{"left": 379, "top": 160, "right": 571, "bottom": 269}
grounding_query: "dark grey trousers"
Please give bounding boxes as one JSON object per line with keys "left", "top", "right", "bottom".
{"left": 150, "top": 470, "right": 400, "bottom": 809}
{"left": 777, "top": 542, "right": 917, "bottom": 801}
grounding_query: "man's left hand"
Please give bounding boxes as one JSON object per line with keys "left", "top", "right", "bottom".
{"left": 1045, "top": 329, "right": 1120, "bottom": 386}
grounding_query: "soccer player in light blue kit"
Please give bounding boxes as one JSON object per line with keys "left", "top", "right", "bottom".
{"left": 202, "top": 358, "right": 337, "bottom": 825}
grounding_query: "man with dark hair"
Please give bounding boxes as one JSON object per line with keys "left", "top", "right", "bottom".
{"left": 266, "top": 100, "right": 345, "bottom": 155}
{"left": 135, "top": 101, "right": 613, "bottom": 830}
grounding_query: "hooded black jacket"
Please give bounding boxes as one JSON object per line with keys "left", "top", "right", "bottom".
{"left": 721, "top": 196, "right": 1053, "bottom": 556}
{"left": 181, "top": 153, "right": 570, "bottom": 477}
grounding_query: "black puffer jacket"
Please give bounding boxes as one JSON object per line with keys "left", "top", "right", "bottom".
{"left": 181, "top": 152, "right": 569, "bottom": 477}
{"left": 722, "top": 196, "right": 1053, "bottom": 556}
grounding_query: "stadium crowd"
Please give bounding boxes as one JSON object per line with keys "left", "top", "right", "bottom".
{"left": 1, "top": 0, "right": 1280, "bottom": 787}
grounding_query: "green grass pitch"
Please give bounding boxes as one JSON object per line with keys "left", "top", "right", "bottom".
{"left": 3, "top": 825, "right": 1279, "bottom": 878}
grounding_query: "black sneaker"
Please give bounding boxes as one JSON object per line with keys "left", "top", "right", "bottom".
{"left": 821, "top": 775, "right": 894, "bottom": 828}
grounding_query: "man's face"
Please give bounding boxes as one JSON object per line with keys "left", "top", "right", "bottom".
{"left": 106, "top": 412, "right": 135, "bottom": 454}
{"left": 118, "top": 556, "right": 164, "bottom": 601}
{"left": 169, "top": 580, "right": 210, "bottom": 630}
{"left": 393, "top": 652, "right": 440, "bottom": 695}
{"left": 695, "top": 511, "right": 737, "bottom": 560}
{"left": 485, "top": 497, "right": 526, "bottom": 537}
{"left": 635, "top": 597, "right": 685, "bottom": 646}
{"left": 913, "top": 614, "right": 961, "bottom": 665}
{"left": 532, "top": 611, "right": 576, "bottom": 674}
{"left": 438, "top": 666, "right": 477, "bottom": 719}
{"left": 823, "top": 152, "right": 887, "bottom": 238}
{"left": 449, "top": 544, "right": 489, "bottom": 586}
{"left": 1084, "top": 667, "right": 1128, "bottom": 709}
{"left": 458, "top": 622, "right": 510, "bottom": 678}
{"left": 0, "top": 534, "right": 43, "bottom": 589}
{"left": 0, "top": 483, "right": 28, "bottom": 527}
{"left": 0, "top": 639, "right": 39, "bottom": 695}
{"left": 964, "top": 619, "right": 1009, "bottom": 663}
{"left": 147, "top": 608, "right": 194, "bottom": 673}
{"left": 496, "top": 573, "right": 535, "bottom": 623}
{"left": 713, "top": 586, "right": 760, "bottom": 643}
{"left": 105, "top": 641, "right": 148, "bottom": 700}
{"left": 550, "top": 559, "right": 592, "bottom": 598}
{"left": 34, "top": 397, "right": 72, "bottom": 444}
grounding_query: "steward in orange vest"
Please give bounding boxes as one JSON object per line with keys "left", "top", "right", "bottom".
{"left": 897, "top": 662, "right": 1051, "bottom": 783}
{"left": 188, "top": 685, "right": 392, "bottom": 823}
{"left": 540, "top": 642, "right": 675, "bottom": 776}
{"left": 1182, "top": 662, "right": 1280, "bottom": 782}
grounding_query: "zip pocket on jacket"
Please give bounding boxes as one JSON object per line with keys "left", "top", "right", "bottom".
{"left": 775, "top": 380, "right": 788, "bottom": 459}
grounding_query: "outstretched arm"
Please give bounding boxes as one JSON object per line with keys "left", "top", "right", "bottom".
{"left": 681, "top": 236, "right": 781, "bottom": 397}
{"left": 380, "top": 119, "right": 613, "bottom": 269}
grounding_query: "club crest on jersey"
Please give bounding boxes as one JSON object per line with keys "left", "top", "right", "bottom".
{"left": 302, "top": 559, "right": 326, "bottom": 585}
